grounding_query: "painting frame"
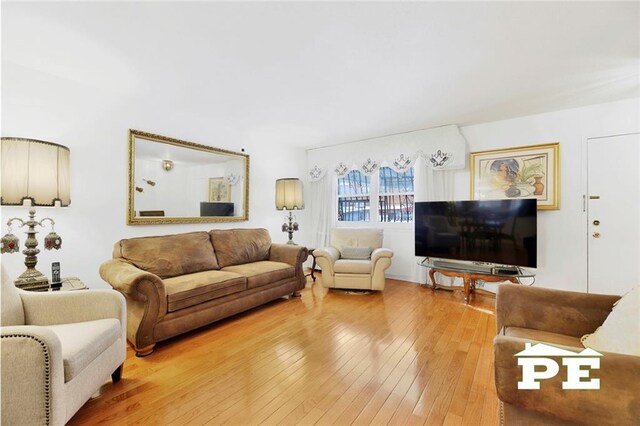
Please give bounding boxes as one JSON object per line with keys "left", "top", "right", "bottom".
{"left": 469, "top": 142, "right": 560, "bottom": 210}
{"left": 208, "top": 177, "right": 231, "bottom": 202}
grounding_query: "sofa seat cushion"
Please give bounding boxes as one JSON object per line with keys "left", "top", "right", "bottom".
{"left": 44, "top": 319, "right": 121, "bottom": 382}
{"left": 222, "top": 261, "right": 295, "bottom": 289}
{"left": 503, "top": 326, "right": 582, "bottom": 349}
{"left": 334, "top": 259, "right": 371, "bottom": 274}
{"left": 164, "top": 270, "right": 247, "bottom": 312}
{"left": 114, "top": 231, "right": 220, "bottom": 278}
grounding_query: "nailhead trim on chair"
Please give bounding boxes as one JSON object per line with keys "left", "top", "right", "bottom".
{"left": 1, "top": 334, "right": 52, "bottom": 425}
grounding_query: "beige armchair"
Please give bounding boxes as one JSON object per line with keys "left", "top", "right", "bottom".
{"left": 314, "top": 228, "right": 393, "bottom": 290}
{"left": 1, "top": 269, "right": 127, "bottom": 426}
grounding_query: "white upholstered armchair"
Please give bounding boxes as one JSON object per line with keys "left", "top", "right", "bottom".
{"left": 314, "top": 228, "right": 393, "bottom": 290}
{"left": 1, "top": 269, "right": 127, "bottom": 425}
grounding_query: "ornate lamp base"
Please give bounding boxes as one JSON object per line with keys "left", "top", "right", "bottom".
{"left": 15, "top": 270, "right": 50, "bottom": 291}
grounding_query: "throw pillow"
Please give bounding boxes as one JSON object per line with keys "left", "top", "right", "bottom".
{"left": 581, "top": 286, "right": 640, "bottom": 356}
{"left": 341, "top": 246, "right": 373, "bottom": 260}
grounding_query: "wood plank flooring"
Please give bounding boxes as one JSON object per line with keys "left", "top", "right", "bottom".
{"left": 69, "top": 275, "right": 500, "bottom": 425}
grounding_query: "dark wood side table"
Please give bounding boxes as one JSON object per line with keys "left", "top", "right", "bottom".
{"left": 305, "top": 249, "right": 317, "bottom": 282}
{"left": 27, "top": 277, "right": 87, "bottom": 292}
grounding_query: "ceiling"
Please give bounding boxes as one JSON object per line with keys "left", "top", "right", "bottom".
{"left": 2, "top": 1, "right": 639, "bottom": 148}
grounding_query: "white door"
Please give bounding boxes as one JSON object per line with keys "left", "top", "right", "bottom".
{"left": 587, "top": 133, "right": 640, "bottom": 295}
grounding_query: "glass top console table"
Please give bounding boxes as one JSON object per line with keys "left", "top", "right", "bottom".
{"left": 417, "top": 259, "right": 535, "bottom": 304}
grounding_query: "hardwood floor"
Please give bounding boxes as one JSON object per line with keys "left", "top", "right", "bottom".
{"left": 69, "top": 275, "right": 500, "bottom": 425}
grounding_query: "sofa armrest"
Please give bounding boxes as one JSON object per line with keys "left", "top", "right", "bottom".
{"left": 270, "top": 244, "right": 309, "bottom": 288}
{"left": 496, "top": 285, "right": 620, "bottom": 337}
{"left": 21, "top": 289, "right": 126, "bottom": 328}
{"left": 99, "top": 259, "right": 166, "bottom": 300}
{"left": 494, "top": 334, "right": 640, "bottom": 425}
{"left": 269, "top": 243, "right": 308, "bottom": 268}
{"left": 99, "top": 259, "right": 167, "bottom": 352}
{"left": 1, "top": 326, "right": 66, "bottom": 426}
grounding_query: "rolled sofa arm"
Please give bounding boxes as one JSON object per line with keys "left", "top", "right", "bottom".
{"left": 99, "top": 259, "right": 167, "bottom": 354}
{"left": 496, "top": 285, "right": 620, "bottom": 336}
{"left": 270, "top": 243, "right": 308, "bottom": 267}
{"left": 494, "top": 334, "right": 640, "bottom": 425}
{"left": 270, "top": 244, "right": 309, "bottom": 288}
{"left": 1, "top": 326, "right": 66, "bottom": 426}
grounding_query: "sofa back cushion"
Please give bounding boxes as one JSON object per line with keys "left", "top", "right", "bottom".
{"left": 210, "top": 228, "right": 271, "bottom": 268}
{"left": 113, "top": 231, "right": 220, "bottom": 278}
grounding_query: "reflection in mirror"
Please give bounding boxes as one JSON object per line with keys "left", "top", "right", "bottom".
{"left": 128, "top": 130, "right": 249, "bottom": 225}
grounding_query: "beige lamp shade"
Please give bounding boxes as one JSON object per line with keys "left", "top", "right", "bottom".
{"left": 275, "top": 178, "right": 304, "bottom": 210}
{"left": 1, "top": 137, "right": 71, "bottom": 206}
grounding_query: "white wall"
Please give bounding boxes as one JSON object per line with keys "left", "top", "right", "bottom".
{"left": 2, "top": 31, "right": 637, "bottom": 293}
{"left": 305, "top": 98, "right": 638, "bottom": 292}
{"left": 1, "top": 63, "right": 309, "bottom": 288}
{"left": 396, "top": 98, "right": 637, "bottom": 292}
{"left": 453, "top": 98, "right": 639, "bottom": 292}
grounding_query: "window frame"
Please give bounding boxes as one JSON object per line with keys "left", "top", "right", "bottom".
{"left": 334, "top": 166, "right": 415, "bottom": 229}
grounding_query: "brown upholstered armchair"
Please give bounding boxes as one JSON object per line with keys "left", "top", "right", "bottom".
{"left": 494, "top": 284, "right": 640, "bottom": 425}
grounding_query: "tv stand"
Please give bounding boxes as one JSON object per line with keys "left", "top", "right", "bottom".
{"left": 418, "top": 260, "right": 534, "bottom": 304}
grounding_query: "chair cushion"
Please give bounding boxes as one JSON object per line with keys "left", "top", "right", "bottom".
{"left": 581, "top": 286, "right": 640, "bottom": 356}
{"left": 44, "top": 319, "right": 121, "bottom": 382}
{"left": 341, "top": 246, "right": 373, "bottom": 260}
{"left": 164, "top": 270, "right": 247, "bottom": 312}
{"left": 503, "top": 326, "right": 582, "bottom": 349}
{"left": 113, "top": 231, "right": 220, "bottom": 278}
{"left": 210, "top": 229, "right": 271, "bottom": 268}
{"left": 334, "top": 259, "right": 372, "bottom": 274}
{"left": 222, "top": 261, "right": 295, "bottom": 289}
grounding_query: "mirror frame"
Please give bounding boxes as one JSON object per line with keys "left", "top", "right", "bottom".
{"left": 127, "top": 129, "right": 250, "bottom": 225}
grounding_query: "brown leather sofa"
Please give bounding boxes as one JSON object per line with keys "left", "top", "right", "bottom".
{"left": 100, "top": 228, "right": 308, "bottom": 356}
{"left": 494, "top": 285, "right": 640, "bottom": 425}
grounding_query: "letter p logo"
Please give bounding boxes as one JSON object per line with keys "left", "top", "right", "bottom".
{"left": 518, "top": 357, "right": 560, "bottom": 390}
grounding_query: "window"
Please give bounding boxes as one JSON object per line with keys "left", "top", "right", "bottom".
{"left": 337, "top": 170, "right": 370, "bottom": 221}
{"left": 337, "top": 166, "right": 414, "bottom": 223}
{"left": 378, "top": 167, "right": 414, "bottom": 223}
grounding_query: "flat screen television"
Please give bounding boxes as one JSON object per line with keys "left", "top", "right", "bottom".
{"left": 200, "top": 202, "right": 234, "bottom": 217}
{"left": 415, "top": 199, "right": 537, "bottom": 268}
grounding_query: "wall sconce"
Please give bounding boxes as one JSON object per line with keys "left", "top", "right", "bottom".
{"left": 0, "top": 137, "right": 70, "bottom": 290}
{"left": 162, "top": 160, "right": 174, "bottom": 171}
{"left": 275, "top": 178, "right": 304, "bottom": 245}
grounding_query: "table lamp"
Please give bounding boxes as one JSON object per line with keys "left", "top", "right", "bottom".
{"left": 275, "top": 178, "right": 304, "bottom": 245}
{"left": 1, "top": 137, "right": 70, "bottom": 290}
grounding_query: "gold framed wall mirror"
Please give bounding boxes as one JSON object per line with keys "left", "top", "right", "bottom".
{"left": 127, "top": 130, "right": 249, "bottom": 225}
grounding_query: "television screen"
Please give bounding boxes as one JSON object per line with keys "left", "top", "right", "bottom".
{"left": 200, "top": 202, "right": 234, "bottom": 217}
{"left": 414, "top": 199, "right": 537, "bottom": 268}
